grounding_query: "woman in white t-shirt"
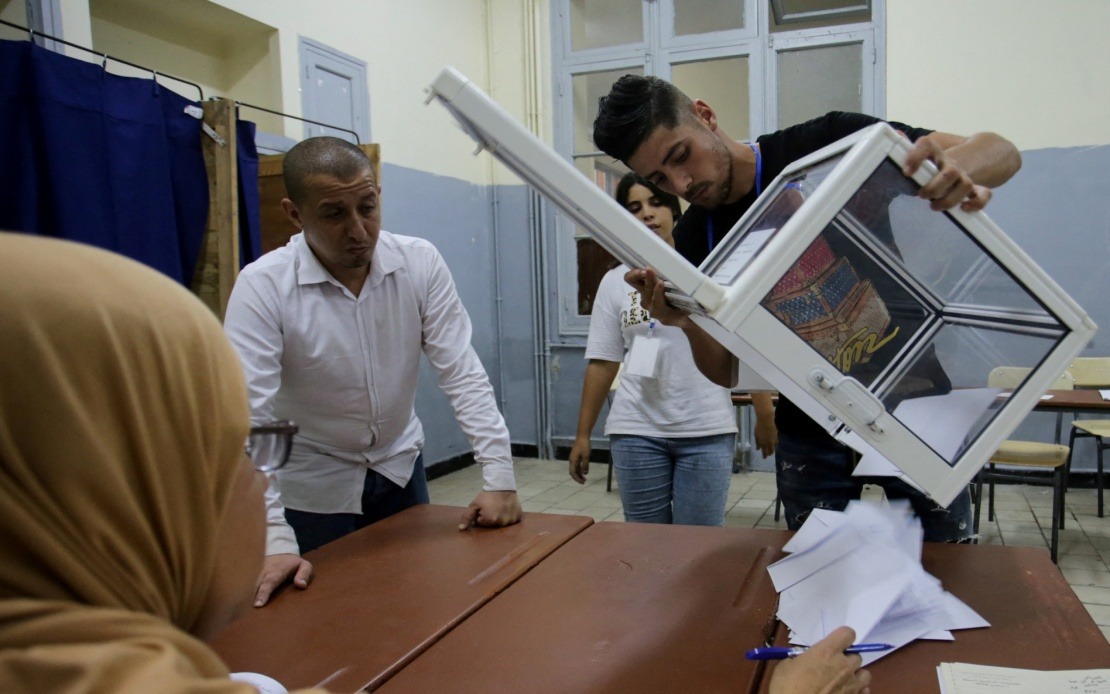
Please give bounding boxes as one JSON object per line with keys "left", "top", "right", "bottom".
{"left": 568, "top": 173, "right": 776, "bottom": 525}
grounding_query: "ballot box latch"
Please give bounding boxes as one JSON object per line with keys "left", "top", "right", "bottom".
{"left": 808, "top": 368, "right": 887, "bottom": 436}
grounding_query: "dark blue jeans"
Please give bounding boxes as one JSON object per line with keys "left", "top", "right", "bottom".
{"left": 284, "top": 453, "right": 430, "bottom": 553}
{"left": 775, "top": 432, "right": 973, "bottom": 542}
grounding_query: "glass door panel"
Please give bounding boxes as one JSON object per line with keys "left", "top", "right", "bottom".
{"left": 777, "top": 43, "right": 862, "bottom": 128}
{"left": 674, "top": 0, "right": 746, "bottom": 36}
{"left": 569, "top": 0, "right": 644, "bottom": 51}
{"left": 672, "top": 56, "right": 751, "bottom": 141}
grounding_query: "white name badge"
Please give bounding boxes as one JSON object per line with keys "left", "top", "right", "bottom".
{"left": 625, "top": 335, "right": 660, "bottom": 378}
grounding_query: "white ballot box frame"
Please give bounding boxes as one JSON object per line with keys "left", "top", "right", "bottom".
{"left": 425, "top": 66, "right": 1096, "bottom": 507}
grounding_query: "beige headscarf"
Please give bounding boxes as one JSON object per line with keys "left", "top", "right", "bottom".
{"left": 0, "top": 233, "right": 260, "bottom": 691}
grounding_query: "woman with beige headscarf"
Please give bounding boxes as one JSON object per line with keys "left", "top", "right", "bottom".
{"left": 0, "top": 233, "right": 318, "bottom": 692}
{"left": 0, "top": 233, "right": 870, "bottom": 694}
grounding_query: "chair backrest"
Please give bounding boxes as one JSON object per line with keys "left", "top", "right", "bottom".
{"left": 988, "top": 366, "right": 1074, "bottom": 391}
{"left": 1069, "top": 357, "right": 1110, "bottom": 388}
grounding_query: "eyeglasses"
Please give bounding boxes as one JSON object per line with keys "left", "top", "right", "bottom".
{"left": 245, "top": 420, "right": 298, "bottom": 472}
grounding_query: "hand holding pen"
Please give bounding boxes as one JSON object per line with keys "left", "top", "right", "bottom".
{"left": 765, "top": 626, "right": 873, "bottom": 694}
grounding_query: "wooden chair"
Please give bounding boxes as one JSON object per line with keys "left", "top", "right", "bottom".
{"left": 973, "top": 367, "right": 1074, "bottom": 563}
{"left": 1065, "top": 357, "right": 1110, "bottom": 517}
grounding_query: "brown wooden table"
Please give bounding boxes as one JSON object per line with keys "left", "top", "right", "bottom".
{"left": 208, "top": 505, "right": 593, "bottom": 692}
{"left": 377, "top": 522, "right": 792, "bottom": 693}
{"left": 1038, "top": 388, "right": 1110, "bottom": 414}
{"left": 731, "top": 389, "right": 1110, "bottom": 414}
{"left": 761, "top": 542, "right": 1110, "bottom": 693}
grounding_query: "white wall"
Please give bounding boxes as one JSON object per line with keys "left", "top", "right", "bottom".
{"left": 887, "top": 0, "right": 1110, "bottom": 149}
{"left": 211, "top": 0, "right": 508, "bottom": 185}
{"left": 37, "top": 1, "right": 1109, "bottom": 175}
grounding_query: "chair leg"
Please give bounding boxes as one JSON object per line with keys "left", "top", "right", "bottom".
{"left": 606, "top": 455, "right": 613, "bottom": 493}
{"left": 774, "top": 496, "right": 781, "bottom": 522}
{"left": 1061, "top": 427, "right": 1079, "bottom": 530}
{"left": 987, "top": 463, "right": 996, "bottom": 523}
{"left": 1051, "top": 466, "right": 1062, "bottom": 564}
{"left": 1064, "top": 426, "right": 1079, "bottom": 492}
{"left": 1098, "top": 436, "right": 1105, "bottom": 518}
{"left": 972, "top": 473, "right": 983, "bottom": 534}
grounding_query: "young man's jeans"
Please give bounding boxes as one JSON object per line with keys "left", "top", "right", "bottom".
{"left": 610, "top": 433, "right": 735, "bottom": 526}
{"left": 775, "top": 432, "right": 973, "bottom": 542}
{"left": 284, "top": 453, "right": 431, "bottom": 553}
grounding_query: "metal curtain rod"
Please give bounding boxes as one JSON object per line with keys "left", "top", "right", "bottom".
{"left": 0, "top": 18, "right": 205, "bottom": 101}
{"left": 233, "top": 100, "right": 361, "bottom": 145}
{"left": 1, "top": 19, "right": 362, "bottom": 144}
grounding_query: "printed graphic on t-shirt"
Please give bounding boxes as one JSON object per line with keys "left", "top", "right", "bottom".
{"left": 620, "top": 289, "right": 651, "bottom": 330}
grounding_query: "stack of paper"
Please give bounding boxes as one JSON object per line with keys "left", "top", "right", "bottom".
{"left": 768, "top": 500, "right": 988, "bottom": 665}
{"left": 938, "top": 663, "right": 1110, "bottom": 693}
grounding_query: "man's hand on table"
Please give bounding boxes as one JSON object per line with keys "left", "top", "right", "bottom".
{"left": 458, "top": 490, "right": 523, "bottom": 530}
{"left": 254, "top": 553, "right": 314, "bottom": 607}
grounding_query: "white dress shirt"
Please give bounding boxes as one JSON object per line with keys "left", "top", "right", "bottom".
{"left": 224, "top": 231, "right": 516, "bottom": 555}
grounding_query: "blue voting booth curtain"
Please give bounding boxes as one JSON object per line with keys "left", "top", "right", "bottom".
{"left": 237, "top": 119, "right": 262, "bottom": 267}
{"left": 0, "top": 40, "right": 208, "bottom": 286}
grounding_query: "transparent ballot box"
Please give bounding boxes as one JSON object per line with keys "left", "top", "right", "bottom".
{"left": 426, "top": 67, "right": 1096, "bottom": 506}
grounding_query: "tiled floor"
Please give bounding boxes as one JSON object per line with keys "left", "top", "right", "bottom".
{"left": 429, "top": 457, "right": 1110, "bottom": 643}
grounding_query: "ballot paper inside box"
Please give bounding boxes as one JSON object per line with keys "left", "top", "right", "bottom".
{"left": 768, "top": 500, "right": 989, "bottom": 665}
{"left": 425, "top": 66, "right": 1096, "bottom": 508}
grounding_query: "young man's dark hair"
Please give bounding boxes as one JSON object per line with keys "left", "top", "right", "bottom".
{"left": 592, "top": 75, "right": 694, "bottom": 163}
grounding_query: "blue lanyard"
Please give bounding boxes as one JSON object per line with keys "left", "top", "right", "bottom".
{"left": 706, "top": 142, "right": 761, "bottom": 251}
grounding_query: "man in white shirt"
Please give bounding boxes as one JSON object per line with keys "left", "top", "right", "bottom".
{"left": 224, "top": 136, "right": 522, "bottom": 606}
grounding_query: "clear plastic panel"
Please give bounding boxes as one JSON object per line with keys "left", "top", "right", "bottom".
{"left": 755, "top": 156, "right": 1066, "bottom": 466}
{"left": 880, "top": 321, "right": 1063, "bottom": 466}
{"left": 705, "top": 152, "right": 845, "bottom": 285}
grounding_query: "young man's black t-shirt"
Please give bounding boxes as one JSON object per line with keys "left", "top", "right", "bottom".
{"left": 671, "top": 111, "right": 933, "bottom": 440}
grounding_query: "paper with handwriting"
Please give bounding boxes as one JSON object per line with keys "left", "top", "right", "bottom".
{"left": 937, "top": 662, "right": 1110, "bottom": 693}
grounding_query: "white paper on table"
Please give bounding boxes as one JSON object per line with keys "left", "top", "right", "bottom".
{"left": 777, "top": 543, "right": 914, "bottom": 646}
{"left": 1100, "top": 389, "right": 1110, "bottom": 401}
{"left": 767, "top": 523, "right": 862, "bottom": 592}
{"left": 937, "top": 663, "right": 1110, "bottom": 693}
{"left": 781, "top": 508, "right": 845, "bottom": 554}
{"left": 774, "top": 500, "right": 987, "bottom": 664}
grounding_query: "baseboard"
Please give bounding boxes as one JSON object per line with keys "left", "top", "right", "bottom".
{"left": 511, "top": 443, "right": 539, "bottom": 458}
{"left": 424, "top": 443, "right": 609, "bottom": 481}
{"left": 552, "top": 445, "right": 611, "bottom": 464}
{"left": 424, "top": 452, "right": 476, "bottom": 482}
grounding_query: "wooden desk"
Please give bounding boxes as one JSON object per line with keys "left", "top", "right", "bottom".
{"left": 208, "top": 505, "right": 592, "bottom": 692}
{"left": 731, "top": 389, "right": 1110, "bottom": 414}
{"left": 762, "top": 542, "right": 1110, "bottom": 693}
{"left": 378, "top": 523, "right": 792, "bottom": 693}
{"left": 1038, "top": 388, "right": 1110, "bottom": 415}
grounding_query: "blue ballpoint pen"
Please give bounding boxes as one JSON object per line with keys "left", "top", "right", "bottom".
{"left": 745, "top": 643, "right": 893, "bottom": 660}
